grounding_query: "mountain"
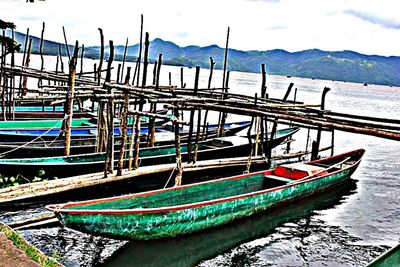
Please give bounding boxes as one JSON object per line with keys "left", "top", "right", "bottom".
{"left": 8, "top": 31, "right": 400, "bottom": 86}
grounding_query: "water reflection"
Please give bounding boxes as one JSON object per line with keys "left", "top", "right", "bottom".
{"left": 101, "top": 180, "right": 357, "bottom": 267}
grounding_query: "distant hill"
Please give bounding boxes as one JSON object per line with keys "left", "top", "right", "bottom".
{"left": 8, "top": 31, "right": 400, "bottom": 86}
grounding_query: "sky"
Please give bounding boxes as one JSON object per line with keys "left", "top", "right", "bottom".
{"left": 1, "top": 0, "right": 399, "bottom": 56}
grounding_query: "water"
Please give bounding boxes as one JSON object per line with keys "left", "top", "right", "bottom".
{"left": 1, "top": 55, "right": 399, "bottom": 266}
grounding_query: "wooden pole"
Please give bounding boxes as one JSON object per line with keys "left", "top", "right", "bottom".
{"left": 218, "top": 70, "right": 230, "bottom": 137}
{"left": 62, "top": 26, "right": 71, "bottom": 62}
{"left": 221, "top": 27, "right": 230, "bottom": 92}
{"left": 117, "top": 91, "right": 129, "bottom": 176}
{"left": 148, "top": 54, "right": 162, "bottom": 147}
{"left": 141, "top": 32, "right": 150, "bottom": 88}
{"left": 64, "top": 41, "right": 79, "bottom": 156}
{"left": 286, "top": 87, "right": 297, "bottom": 153}
{"left": 283, "top": 83, "right": 294, "bottom": 101}
{"left": 132, "top": 114, "right": 141, "bottom": 170}
{"left": 97, "top": 28, "right": 104, "bottom": 85}
{"left": 18, "top": 28, "right": 29, "bottom": 96}
{"left": 22, "top": 38, "right": 32, "bottom": 95}
{"left": 136, "top": 14, "right": 143, "bottom": 87}
{"left": 121, "top": 37, "right": 128, "bottom": 82}
{"left": 116, "top": 63, "right": 121, "bottom": 83}
{"left": 58, "top": 44, "right": 64, "bottom": 74}
{"left": 187, "top": 66, "right": 200, "bottom": 163}
{"left": 180, "top": 67, "right": 186, "bottom": 88}
{"left": 218, "top": 27, "right": 230, "bottom": 137}
{"left": 202, "top": 57, "right": 215, "bottom": 139}
{"left": 331, "top": 127, "right": 335, "bottom": 156}
{"left": 125, "top": 66, "right": 131, "bottom": 84}
{"left": 312, "top": 87, "right": 330, "bottom": 160}
{"left": 104, "top": 40, "right": 115, "bottom": 177}
{"left": 173, "top": 89, "right": 183, "bottom": 186}
{"left": 152, "top": 60, "right": 158, "bottom": 85}
{"left": 79, "top": 44, "right": 84, "bottom": 77}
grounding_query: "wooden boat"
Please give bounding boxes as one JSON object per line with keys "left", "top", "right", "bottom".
{"left": 103, "top": 180, "right": 357, "bottom": 266}
{"left": 0, "top": 123, "right": 286, "bottom": 158}
{"left": 0, "top": 114, "right": 168, "bottom": 130}
{"left": 0, "top": 129, "right": 296, "bottom": 178}
{"left": 5, "top": 111, "right": 94, "bottom": 120}
{"left": 366, "top": 243, "right": 400, "bottom": 267}
{"left": 46, "top": 149, "right": 364, "bottom": 240}
{"left": 0, "top": 120, "right": 251, "bottom": 143}
{"left": 0, "top": 127, "right": 295, "bottom": 177}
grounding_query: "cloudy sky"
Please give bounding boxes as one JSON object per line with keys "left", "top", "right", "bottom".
{"left": 1, "top": 0, "right": 399, "bottom": 56}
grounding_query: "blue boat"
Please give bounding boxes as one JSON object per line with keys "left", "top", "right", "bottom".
{"left": 0, "top": 121, "right": 251, "bottom": 142}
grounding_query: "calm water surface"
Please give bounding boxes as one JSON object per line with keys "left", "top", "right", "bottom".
{"left": 0, "top": 56, "right": 399, "bottom": 266}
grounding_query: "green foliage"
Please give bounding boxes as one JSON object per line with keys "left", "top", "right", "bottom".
{"left": 0, "top": 171, "right": 53, "bottom": 189}
{"left": 0, "top": 222, "right": 61, "bottom": 267}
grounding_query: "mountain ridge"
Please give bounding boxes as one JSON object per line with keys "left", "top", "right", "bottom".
{"left": 8, "top": 31, "right": 400, "bottom": 87}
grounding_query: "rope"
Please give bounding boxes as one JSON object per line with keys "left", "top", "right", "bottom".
{"left": 163, "top": 165, "right": 177, "bottom": 189}
{"left": 0, "top": 115, "right": 69, "bottom": 158}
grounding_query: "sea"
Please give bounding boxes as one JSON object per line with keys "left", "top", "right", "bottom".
{"left": 0, "top": 54, "right": 399, "bottom": 266}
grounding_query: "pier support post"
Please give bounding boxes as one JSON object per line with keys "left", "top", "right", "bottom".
{"left": 117, "top": 91, "right": 129, "bottom": 176}
{"left": 311, "top": 87, "right": 330, "bottom": 160}
{"left": 64, "top": 41, "right": 79, "bottom": 156}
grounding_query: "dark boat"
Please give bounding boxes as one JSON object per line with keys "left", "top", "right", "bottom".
{"left": 46, "top": 149, "right": 365, "bottom": 240}
{"left": 0, "top": 127, "right": 297, "bottom": 178}
{"left": 0, "top": 121, "right": 254, "bottom": 156}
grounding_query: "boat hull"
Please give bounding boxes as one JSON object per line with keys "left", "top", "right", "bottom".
{"left": 50, "top": 149, "right": 364, "bottom": 240}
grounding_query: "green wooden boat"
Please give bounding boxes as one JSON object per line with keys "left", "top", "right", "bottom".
{"left": 366, "top": 244, "right": 400, "bottom": 267}
{"left": 47, "top": 148, "right": 365, "bottom": 240}
{"left": 0, "top": 115, "right": 168, "bottom": 130}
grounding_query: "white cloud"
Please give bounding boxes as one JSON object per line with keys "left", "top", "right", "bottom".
{"left": 1, "top": 0, "right": 399, "bottom": 56}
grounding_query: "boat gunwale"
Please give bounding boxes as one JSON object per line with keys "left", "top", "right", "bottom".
{"left": 47, "top": 148, "right": 364, "bottom": 215}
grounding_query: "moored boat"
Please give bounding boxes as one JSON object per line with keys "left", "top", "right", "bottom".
{"left": 0, "top": 124, "right": 292, "bottom": 158}
{"left": 366, "top": 243, "right": 400, "bottom": 267}
{"left": 46, "top": 149, "right": 365, "bottom": 240}
{"left": 0, "top": 121, "right": 252, "bottom": 147}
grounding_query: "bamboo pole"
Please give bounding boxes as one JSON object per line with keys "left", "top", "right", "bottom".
{"left": 141, "top": 32, "right": 150, "bottom": 87}
{"left": 136, "top": 14, "right": 143, "bottom": 87}
{"left": 116, "top": 63, "right": 121, "bottom": 83}
{"left": 218, "top": 70, "right": 230, "bottom": 137}
{"left": 180, "top": 67, "right": 186, "bottom": 88}
{"left": 105, "top": 40, "right": 115, "bottom": 176}
{"left": 64, "top": 41, "right": 79, "bottom": 156}
{"left": 18, "top": 28, "right": 29, "bottom": 97}
{"left": 97, "top": 28, "right": 104, "bottom": 85}
{"left": 202, "top": 57, "right": 215, "bottom": 139}
{"left": 121, "top": 37, "right": 128, "bottom": 82}
{"left": 1, "top": 30, "right": 6, "bottom": 121}
{"left": 133, "top": 114, "right": 141, "bottom": 169}
{"left": 312, "top": 87, "right": 330, "bottom": 160}
{"left": 187, "top": 66, "right": 200, "bottom": 163}
{"left": 152, "top": 60, "right": 157, "bottom": 85}
{"left": 58, "top": 44, "right": 64, "bottom": 74}
{"left": 79, "top": 44, "right": 84, "bottom": 77}
{"left": 148, "top": 54, "right": 162, "bottom": 147}
{"left": 62, "top": 26, "right": 71, "bottom": 61}
{"left": 117, "top": 91, "right": 129, "bottom": 176}
{"left": 173, "top": 91, "right": 183, "bottom": 186}
{"left": 22, "top": 38, "right": 32, "bottom": 95}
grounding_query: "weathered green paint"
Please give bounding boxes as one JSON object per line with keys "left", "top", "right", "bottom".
{"left": 0, "top": 143, "right": 204, "bottom": 164}
{"left": 49, "top": 149, "right": 364, "bottom": 240}
{"left": 0, "top": 118, "right": 94, "bottom": 129}
{"left": 366, "top": 244, "right": 400, "bottom": 267}
{"left": 0, "top": 115, "right": 162, "bottom": 130}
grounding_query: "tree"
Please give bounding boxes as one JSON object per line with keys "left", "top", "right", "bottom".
{"left": 0, "top": 19, "right": 21, "bottom": 59}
